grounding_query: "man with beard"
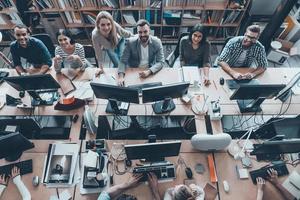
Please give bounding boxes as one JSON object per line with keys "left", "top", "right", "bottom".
{"left": 217, "top": 25, "right": 268, "bottom": 80}
{"left": 117, "top": 19, "right": 165, "bottom": 86}
{"left": 10, "top": 24, "right": 52, "bottom": 75}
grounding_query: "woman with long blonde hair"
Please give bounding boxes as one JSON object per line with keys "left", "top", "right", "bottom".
{"left": 92, "top": 11, "right": 133, "bottom": 75}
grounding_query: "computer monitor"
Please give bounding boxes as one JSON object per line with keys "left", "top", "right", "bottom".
{"left": 230, "top": 84, "right": 286, "bottom": 113}
{"left": 4, "top": 74, "right": 60, "bottom": 106}
{"left": 90, "top": 82, "right": 139, "bottom": 115}
{"left": 0, "top": 132, "right": 34, "bottom": 161}
{"left": 0, "top": 118, "right": 41, "bottom": 138}
{"left": 275, "top": 72, "right": 300, "bottom": 102}
{"left": 250, "top": 139, "right": 300, "bottom": 161}
{"left": 142, "top": 82, "right": 190, "bottom": 114}
{"left": 125, "top": 141, "right": 181, "bottom": 162}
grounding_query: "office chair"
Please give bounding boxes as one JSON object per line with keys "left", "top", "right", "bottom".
{"left": 83, "top": 45, "right": 98, "bottom": 67}
{"left": 31, "top": 33, "right": 55, "bottom": 57}
{"left": 213, "top": 36, "right": 233, "bottom": 67}
{"left": 165, "top": 32, "right": 189, "bottom": 68}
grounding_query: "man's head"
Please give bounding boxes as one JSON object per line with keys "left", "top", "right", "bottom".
{"left": 136, "top": 19, "right": 150, "bottom": 44}
{"left": 242, "top": 25, "right": 260, "bottom": 48}
{"left": 13, "top": 24, "right": 30, "bottom": 48}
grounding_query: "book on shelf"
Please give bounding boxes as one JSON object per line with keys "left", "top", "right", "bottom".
{"left": 82, "top": 12, "right": 97, "bottom": 25}
{"left": 0, "top": 12, "right": 23, "bottom": 26}
{"left": 0, "top": 0, "right": 14, "bottom": 9}
{"left": 122, "top": 12, "right": 137, "bottom": 25}
{"left": 42, "top": 143, "right": 80, "bottom": 187}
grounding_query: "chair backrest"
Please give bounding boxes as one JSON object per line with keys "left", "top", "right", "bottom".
{"left": 31, "top": 34, "right": 55, "bottom": 57}
{"left": 83, "top": 45, "right": 98, "bottom": 67}
{"left": 166, "top": 32, "right": 189, "bottom": 68}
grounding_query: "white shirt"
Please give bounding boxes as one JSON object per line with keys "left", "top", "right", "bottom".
{"left": 139, "top": 44, "right": 149, "bottom": 68}
{"left": 0, "top": 175, "right": 31, "bottom": 200}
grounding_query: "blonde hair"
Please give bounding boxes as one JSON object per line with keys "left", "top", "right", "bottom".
{"left": 95, "top": 11, "right": 118, "bottom": 48}
{"left": 173, "top": 185, "right": 196, "bottom": 200}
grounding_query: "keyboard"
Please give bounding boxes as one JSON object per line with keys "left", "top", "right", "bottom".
{"left": 127, "top": 82, "right": 162, "bottom": 94}
{"left": 249, "top": 162, "right": 289, "bottom": 184}
{"left": 226, "top": 79, "right": 259, "bottom": 90}
{"left": 133, "top": 162, "right": 175, "bottom": 182}
{"left": 0, "top": 159, "right": 33, "bottom": 176}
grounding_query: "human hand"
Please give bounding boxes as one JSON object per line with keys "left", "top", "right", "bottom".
{"left": 95, "top": 67, "right": 104, "bottom": 77}
{"left": 0, "top": 174, "right": 8, "bottom": 186}
{"left": 231, "top": 72, "right": 243, "bottom": 80}
{"left": 256, "top": 177, "right": 265, "bottom": 191}
{"left": 53, "top": 55, "right": 62, "bottom": 63}
{"left": 267, "top": 168, "right": 279, "bottom": 185}
{"left": 11, "top": 166, "right": 20, "bottom": 178}
{"left": 242, "top": 72, "right": 254, "bottom": 79}
{"left": 139, "top": 70, "right": 151, "bottom": 78}
{"left": 66, "top": 55, "right": 80, "bottom": 61}
{"left": 126, "top": 173, "right": 143, "bottom": 189}
{"left": 118, "top": 76, "right": 125, "bottom": 86}
{"left": 147, "top": 173, "right": 161, "bottom": 200}
{"left": 203, "top": 77, "right": 211, "bottom": 86}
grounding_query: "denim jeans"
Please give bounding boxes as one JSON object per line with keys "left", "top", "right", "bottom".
{"left": 105, "top": 37, "right": 125, "bottom": 68}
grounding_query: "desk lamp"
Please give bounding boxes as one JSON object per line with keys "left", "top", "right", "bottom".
{"left": 227, "top": 128, "right": 254, "bottom": 160}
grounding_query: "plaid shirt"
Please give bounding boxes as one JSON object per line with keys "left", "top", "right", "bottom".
{"left": 218, "top": 36, "right": 268, "bottom": 68}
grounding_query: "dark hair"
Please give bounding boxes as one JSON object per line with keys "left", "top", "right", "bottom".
{"left": 13, "top": 24, "right": 31, "bottom": 34}
{"left": 136, "top": 19, "right": 150, "bottom": 27}
{"left": 116, "top": 194, "right": 137, "bottom": 200}
{"left": 189, "top": 23, "right": 207, "bottom": 45}
{"left": 56, "top": 29, "right": 75, "bottom": 45}
{"left": 246, "top": 24, "right": 261, "bottom": 36}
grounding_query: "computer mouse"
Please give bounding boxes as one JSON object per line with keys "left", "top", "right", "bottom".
{"left": 185, "top": 167, "right": 193, "bottom": 179}
{"left": 223, "top": 180, "right": 230, "bottom": 193}
{"left": 219, "top": 77, "right": 225, "bottom": 85}
{"left": 19, "top": 91, "right": 25, "bottom": 98}
{"left": 32, "top": 176, "right": 39, "bottom": 187}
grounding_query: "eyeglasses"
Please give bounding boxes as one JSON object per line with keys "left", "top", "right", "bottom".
{"left": 244, "top": 34, "right": 258, "bottom": 42}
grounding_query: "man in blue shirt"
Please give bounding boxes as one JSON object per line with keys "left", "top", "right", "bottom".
{"left": 217, "top": 25, "right": 268, "bottom": 80}
{"left": 10, "top": 24, "right": 52, "bottom": 75}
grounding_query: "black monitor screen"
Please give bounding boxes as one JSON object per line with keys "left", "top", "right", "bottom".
{"left": 125, "top": 141, "right": 181, "bottom": 162}
{"left": 250, "top": 139, "right": 300, "bottom": 155}
{"left": 90, "top": 82, "right": 139, "bottom": 104}
{"left": 0, "top": 132, "right": 34, "bottom": 160}
{"left": 230, "top": 84, "right": 286, "bottom": 100}
{"left": 142, "top": 82, "right": 189, "bottom": 103}
{"left": 4, "top": 74, "right": 60, "bottom": 91}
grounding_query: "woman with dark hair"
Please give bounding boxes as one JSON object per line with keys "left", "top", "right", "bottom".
{"left": 53, "top": 29, "right": 89, "bottom": 73}
{"left": 179, "top": 23, "right": 211, "bottom": 86}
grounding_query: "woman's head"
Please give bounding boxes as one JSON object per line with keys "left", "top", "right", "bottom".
{"left": 173, "top": 185, "right": 196, "bottom": 200}
{"left": 95, "top": 11, "right": 118, "bottom": 47}
{"left": 56, "top": 29, "right": 75, "bottom": 48}
{"left": 189, "top": 24, "right": 207, "bottom": 45}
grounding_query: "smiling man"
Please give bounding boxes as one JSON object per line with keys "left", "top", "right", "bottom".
{"left": 10, "top": 24, "right": 52, "bottom": 75}
{"left": 217, "top": 25, "right": 268, "bottom": 80}
{"left": 117, "top": 19, "right": 165, "bottom": 86}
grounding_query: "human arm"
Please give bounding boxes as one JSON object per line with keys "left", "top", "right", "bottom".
{"left": 267, "top": 168, "right": 295, "bottom": 200}
{"left": 118, "top": 39, "right": 132, "bottom": 85}
{"left": 179, "top": 36, "right": 185, "bottom": 67}
{"left": 11, "top": 167, "right": 31, "bottom": 200}
{"left": 100, "top": 173, "right": 143, "bottom": 200}
{"left": 202, "top": 42, "right": 211, "bottom": 86}
{"left": 92, "top": 30, "right": 104, "bottom": 72}
{"left": 75, "top": 43, "right": 87, "bottom": 71}
{"left": 115, "top": 22, "right": 133, "bottom": 38}
{"left": 0, "top": 174, "right": 8, "bottom": 197}
{"left": 10, "top": 44, "right": 26, "bottom": 75}
{"left": 147, "top": 173, "right": 161, "bottom": 200}
{"left": 148, "top": 38, "right": 164, "bottom": 74}
{"left": 36, "top": 39, "right": 52, "bottom": 74}
{"left": 256, "top": 177, "right": 265, "bottom": 200}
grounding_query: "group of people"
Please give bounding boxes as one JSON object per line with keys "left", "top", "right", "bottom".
{"left": 9, "top": 11, "right": 268, "bottom": 86}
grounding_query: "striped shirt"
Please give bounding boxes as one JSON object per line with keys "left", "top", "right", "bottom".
{"left": 55, "top": 43, "right": 86, "bottom": 72}
{"left": 217, "top": 36, "right": 268, "bottom": 68}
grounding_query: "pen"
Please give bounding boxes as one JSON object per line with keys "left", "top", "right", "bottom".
{"left": 212, "top": 80, "right": 217, "bottom": 90}
{"left": 111, "top": 75, "right": 116, "bottom": 80}
{"left": 56, "top": 188, "right": 60, "bottom": 200}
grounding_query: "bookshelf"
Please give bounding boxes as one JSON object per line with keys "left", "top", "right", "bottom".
{"left": 1, "top": 0, "right": 252, "bottom": 44}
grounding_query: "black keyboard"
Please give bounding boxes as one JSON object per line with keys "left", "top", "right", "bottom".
{"left": 0, "top": 159, "right": 33, "bottom": 176}
{"left": 249, "top": 162, "right": 289, "bottom": 184}
{"left": 226, "top": 79, "right": 259, "bottom": 89}
{"left": 133, "top": 163, "right": 175, "bottom": 182}
{"left": 127, "top": 82, "right": 162, "bottom": 93}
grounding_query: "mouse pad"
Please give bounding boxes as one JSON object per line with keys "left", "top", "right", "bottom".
{"left": 226, "top": 79, "right": 259, "bottom": 89}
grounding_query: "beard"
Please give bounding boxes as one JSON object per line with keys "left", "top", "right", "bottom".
{"left": 140, "top": 36, "right": 149, "bottom": 43}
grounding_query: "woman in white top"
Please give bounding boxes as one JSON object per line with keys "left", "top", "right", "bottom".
{"left": 92, "top": 11, "right": 133, "bottom": 75}
{"left": 0, "top": 166, "right": 31, "bottom": 200}
{"left": 53, "top": 29, "right": 89, "bottom": 73}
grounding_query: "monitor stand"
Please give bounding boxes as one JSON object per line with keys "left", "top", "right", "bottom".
{"left": 28, "top": 91, "right": 58, "bottom": 106}
{"left": 152, "top": 97, "right": 175, "bottom": 114}
{"left": 237, "top": 97, "right": 265, "bottom": 113}
{"left": 106, "top": 98, "right": 129, "bottom": 115}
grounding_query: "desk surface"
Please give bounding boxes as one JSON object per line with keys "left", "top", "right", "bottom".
{"left": 0, "top": 67, "right": 299, "bottom": 200}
